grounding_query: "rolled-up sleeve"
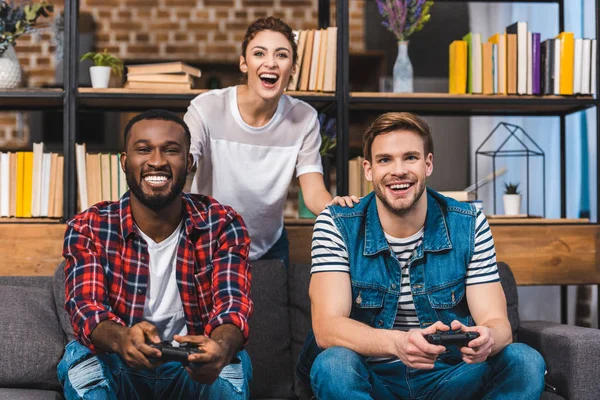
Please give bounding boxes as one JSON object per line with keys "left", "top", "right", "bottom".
{"left": 204, "top": 210, "right": 253, "bottom": 344}
{"left": 63, "top": 221, "right": 125, "bottom": 352}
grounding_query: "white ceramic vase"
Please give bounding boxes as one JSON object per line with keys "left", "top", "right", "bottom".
{"left": 503, "top": 194, "right": 522, "bottom": 216}
{"left": 0, "top": 45, "right": 22, "bottom": 89}
{"left": 393, "top": 41, "right": 413, "bottom": 93}
{"left": 89, "top": 66, "right": 111, "bottom": 88}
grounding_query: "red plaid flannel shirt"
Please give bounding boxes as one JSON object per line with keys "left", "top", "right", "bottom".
{"left": 63, "top": 192, "right": 252, "bottom": 352}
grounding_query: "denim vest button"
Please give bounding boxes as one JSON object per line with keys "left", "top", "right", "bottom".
{"left": 391, "top": 283, "right": 397, "bottom": 289}
{"left": 377, "top": 320, "right": 384, "bottom": 326}
{"left": 356, "top": 292, "right": 362, "bottom": 305}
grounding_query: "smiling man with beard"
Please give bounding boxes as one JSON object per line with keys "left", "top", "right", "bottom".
{"left": 58, "top": 109, "right": 253, "bottom": 400}
{"left": 296, "top": 112, "right": 546, "bottom": 399}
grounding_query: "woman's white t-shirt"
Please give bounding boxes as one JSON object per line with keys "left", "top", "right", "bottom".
{"left": 184, "top": 86, "right": 323, "bottom": 259}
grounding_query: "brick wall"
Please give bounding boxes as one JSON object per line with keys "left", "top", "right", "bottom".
{"left": 1, "top": 0, "right": 365, "bottom": 147}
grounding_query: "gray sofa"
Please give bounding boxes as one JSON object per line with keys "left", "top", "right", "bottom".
{"left": 0, "top": 260, "right": 599, "bottom": 399}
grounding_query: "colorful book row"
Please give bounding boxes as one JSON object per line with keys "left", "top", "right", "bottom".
{"left": 0, "top": 146, "right": 64, "bottom": 218}
{"left": 449, "top": 21, "right": 597, "bottom": 96}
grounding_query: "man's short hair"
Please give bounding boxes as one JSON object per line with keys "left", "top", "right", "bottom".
{"left": 124, "top": 109, "right": 191, "bottom": 150}
{"left": 363, "top": 112, "right": 434, "bottom": 161}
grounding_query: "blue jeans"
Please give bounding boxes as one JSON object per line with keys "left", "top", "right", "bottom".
{"left": 57, "top": 340, "right": 252, "bottom": 400}
{"left": 259, "top": 227, "right": 289, "bottom": 269}
{"left": 310, "top": 344, "right": 545, "bottom": 400}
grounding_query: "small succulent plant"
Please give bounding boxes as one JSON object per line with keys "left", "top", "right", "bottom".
{"left": 504, "top": 182, "right": 520, "bottom": 195}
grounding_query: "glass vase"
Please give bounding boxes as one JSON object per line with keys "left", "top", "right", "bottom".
{"left": 393, "top": 41, "right": 413, "bottom": 93}
{"left": 0, "top": 45, "right": 22, "bottom": 89}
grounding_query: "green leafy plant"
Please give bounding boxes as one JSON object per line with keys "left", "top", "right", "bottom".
{"left": 319, "top": 113, "right": 336, "bottom": 157}
{"left": 504, "top": 182, "right": 520, "bottom": 195}
{"left": 80, "top": 49, "right": 124, "bottom": 76}
{"left": 0, "top": 0, "right": 54, "bottom": 55}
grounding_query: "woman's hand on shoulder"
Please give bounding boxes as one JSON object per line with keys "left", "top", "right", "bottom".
{"left": 326, "top": 195, "right": 360, "bottom": 208}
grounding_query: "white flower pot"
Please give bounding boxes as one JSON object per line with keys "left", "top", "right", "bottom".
{"left": 89, "top": 66, "right": 111, "bottom": 88}
{"left": 503, "top": 194, "right": 522, "bottom": 216}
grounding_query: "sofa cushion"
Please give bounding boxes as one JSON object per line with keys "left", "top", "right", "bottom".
{"left": 497, "top": 262, "right": 520, "bottom": 337}
{"left": 245, "top": 260, "right": 294, "bottom": 399}
{"left": 53, "top": 261, "right": 75, "bottom": 341}
{"left": 0, "top": 285, "right": 66, "bottom": 390}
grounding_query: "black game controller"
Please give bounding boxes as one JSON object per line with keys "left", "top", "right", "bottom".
{"left": 424, "top": 331, "right": 480, "bottom": 346}
{"left": 148, "top": 341, "right": 204, "bottom": 367}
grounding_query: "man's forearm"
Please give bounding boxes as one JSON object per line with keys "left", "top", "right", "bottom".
{"left": 484, "top": 318, "right": 513, "bottom": 355}
{"left": 89, "top": 320, "right": 128, "bottom": 353}
{"left": 313, "top": 315, "right": 399, "bottom": 358}
{"left": 210, "top": 324, "right": 244, "bottom": 361}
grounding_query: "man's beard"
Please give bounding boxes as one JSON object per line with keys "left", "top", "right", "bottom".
{"left": 373, "top": 178, "right": 426, "bottom": 217}
{"left": 125, "top": 165, "right": 187, "bottom": 212}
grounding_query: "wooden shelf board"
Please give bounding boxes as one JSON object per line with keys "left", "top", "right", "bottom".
{"left": 0, "top": 217, "right": 63, "bottom": 224}
{"left": 285, "top": 217, "right": 591, "bottom": 226}
{"left": 349, "top": 92, "right": 597, "bottom": 115}
{"left": 0, "top": 88, "right": 64, "bottom": 110}
{"left": 77, "top": 88, "right": 335, "bottom": 111}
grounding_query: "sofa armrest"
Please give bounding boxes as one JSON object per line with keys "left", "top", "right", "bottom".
{"left": 519, "top": 320, "right": 600, "bottom": 400}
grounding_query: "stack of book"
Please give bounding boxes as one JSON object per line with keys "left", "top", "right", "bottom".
{"left": 124, "top": 62, "right": 202, "bottom": 91}
{"left": 75, "top": 143, "right": 128, "bottom": 212}
{"left": 287, "top": 27, "right": 338, "bottom": 92}
{"left": 347, "top": 156, "right": 373, "bottom": 197}
{"left": 449, "top": 21, "right": 597, "bottom": 96}
{"left": 0, "top": 143, "right": 64, "bottom": 218}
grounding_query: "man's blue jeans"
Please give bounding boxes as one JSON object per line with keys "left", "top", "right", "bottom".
{"left": 310, "top": 343, "right": 545, "bottom": 400}
{"left": 57, "top": 340, "right": 252, "bottom": 400}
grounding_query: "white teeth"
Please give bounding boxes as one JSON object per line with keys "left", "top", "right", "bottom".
{"left": 260, "top": 73, "right": 278, "bottom": 79}
{"left": 144, "top": 176, "right": 168, "bottom": 183}
{"left": 390, "top": 184, "right": 410, "bottom": 190}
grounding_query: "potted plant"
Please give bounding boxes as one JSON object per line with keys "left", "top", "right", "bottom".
{"left": 0, "top": 0, "right": 53, "bottom": 88}
{"left": 80, "top": 49, "right": 123, "bottom": 89}
{"left": 503, "top": 182, "right": 521, "bottom": 216}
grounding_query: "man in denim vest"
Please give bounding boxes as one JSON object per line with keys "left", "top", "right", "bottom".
{"left": 297, "top": 112, "right": 545, "bottom": 399}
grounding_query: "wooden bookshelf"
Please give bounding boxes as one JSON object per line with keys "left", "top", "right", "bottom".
{"left": 0, "top": 88, "right": 63, "bottom": 110}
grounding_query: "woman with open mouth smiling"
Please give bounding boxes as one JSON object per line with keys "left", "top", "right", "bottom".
{"left": 184, "top": 17, "right": 358, "bottom": 268}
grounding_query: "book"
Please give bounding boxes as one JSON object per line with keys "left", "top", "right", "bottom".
{"left": 506, "top": 33, "right": 517, "bottom": 94}
{"left": 0, "top": 153, "right": 8, "bottom": 217}
{"left": 463, "top": 32, "right": 482, "bottom": 94}
{"left": 31, "top": 142, "right": 44, "bottom": 217}
{"left": 126, "top": 73, "right": 193, "bottom": 84}
{"left": 100, "top": 153, "right": 111, "bottom": 202}
{"left": 553, "top": 38, "right": 562, "bottom": 95}
{"left": 299, "top": 30, "right": 314, "bottom": 91}
{"left": 75, "top": 143, "right": 88, "bottom": 212}
{"left": 449, "top": 40, "right": 467, "bottom": 94}
{"left": 573, "top": 38, "right": 583, "bottom": 94}
{"left": 22, "top": 152, "right": 33, "bottom": 218}
{"left": 592, "top": 39, "right": 597, "bottom": 96}
{"left": 581, "top": 39, "right": 592, "bottom": 95}
{"left": 47, "top": 153, "right": 58, "bottom": 218}
{"left": 541, "top": 39, "right": 555, "bottom": 95}
{"left": 526, "top": 32, "right": 533, "bottom": 95}
{"left": 492, "top": 43, "right": 498, "bottom": 94}
{"left": 308, "top": 29, "right": 322, "bottom": 91}
{"left": 439, "top": 191, "right": 477, "bottom": 202}
{"left": 482, "top": 42, "right": 493, "bottom": 95}
{"left": 488, "top": 33, "right": 506, "bottom": 94}
{"left": 9, "top": 153, "right": 16, "bottom": 217}
{"left": 40, "top": 152, "right": 51, "bottom": 217}
{"left": 126, "top": 62, "right": 201, "bottom": 77}
{"left": 288, "top": 30, "right": 307, "bottom": 91}
{"left": 322, "top": 27, "right": 338, "bottom": 92}
{"left": 315, "top": 28, "right": 328, "bottom": 91}
{"left": 556, "top": 32, "right": 574, "bottom": 95}
{"left": 532, "top": 33, "right": 541, "bottom": 95}
{"left": 54, "top": 156, "right": 64, "bottom": 218}
{"left": 506, "top": 21, "right": 528, "bottom": 95}
{"left": 110, "top": 154, "right": 119, "bottom": 201}
{"left": 124, "top": 81, "right": 192, "bottom": 90}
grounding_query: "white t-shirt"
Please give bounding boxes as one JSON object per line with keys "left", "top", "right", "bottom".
{"left": 184, "top": 86, "right": 323, "bottom": 259}
{"left": 138, "top": 221, "right": 188, "bottom": 344}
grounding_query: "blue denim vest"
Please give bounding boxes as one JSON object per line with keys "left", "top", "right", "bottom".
{"left": 296, "top": 188, "right": 479, "bottom": 382}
